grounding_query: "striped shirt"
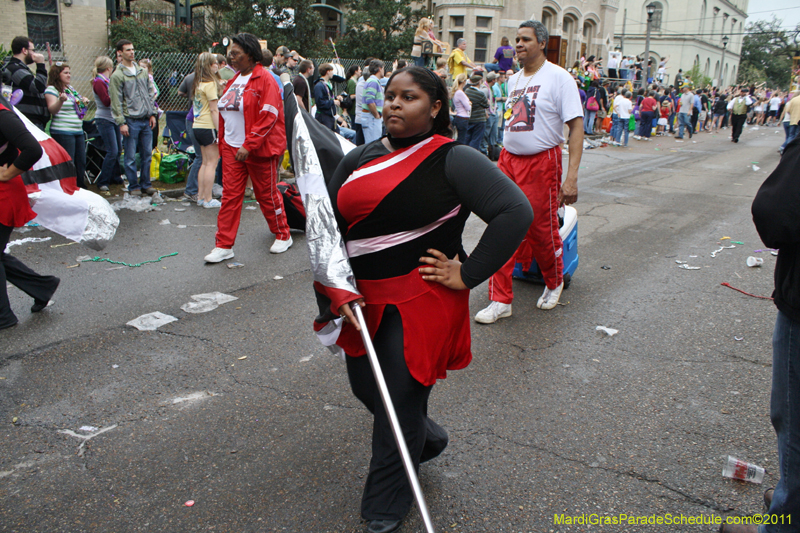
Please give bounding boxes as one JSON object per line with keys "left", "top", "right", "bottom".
{"left": 45, "top": 86, "right": 84, "bottom": 133}
{"left": 361, "top": 75, "right": 383, "bottom": 115}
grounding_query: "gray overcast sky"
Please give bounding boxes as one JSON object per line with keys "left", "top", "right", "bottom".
{"left": 746, "top": 3, "right": 800, "bottom": 30}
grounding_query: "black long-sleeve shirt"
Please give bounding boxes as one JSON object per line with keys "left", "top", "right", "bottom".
{"left": 0, "top": 106, "right": 43, "bottom": 171}
{"left": 752, "top": 135, "right": 800, "bottom": 322}
{"left": 329, "top": 138, "right": 532, "bottom": 289}
{"left": 4, "top": 57, "right": 49, "bottom": 125}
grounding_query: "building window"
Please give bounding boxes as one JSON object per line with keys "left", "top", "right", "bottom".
{"left": 438, "top": 16, "right": 443, "bottom": 30}
{"left": 451, "top": 15, "right": 464, "bottom": 27}
{"left": 476, "top": 16, "right": 491, "bottom": 28}
{"left": 25, "top": 0, "right": 61, "bottom": 49}
{"left": 474, "top": 32, "right": 489, "bottom": 62}
{"left": 650, "top": 1, "right": 663, "bottom": 32}
{"left": 450, "top": 31, "right": 463, "bottom": 48}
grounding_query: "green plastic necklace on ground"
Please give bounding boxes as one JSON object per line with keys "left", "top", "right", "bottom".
{"left": 80, "top": 252, "right": 178, "bottom": 268}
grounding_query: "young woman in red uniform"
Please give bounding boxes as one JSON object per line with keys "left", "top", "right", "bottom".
{"left": 0, "top": 97, "right": 60, "bottom": 330}
{"left": 323, "top": 67, "right": 532, "bottom": 533}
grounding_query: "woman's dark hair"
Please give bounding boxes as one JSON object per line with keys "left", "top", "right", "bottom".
{"left": 500, "top": 36, "right": 509, "bottom": 46}
{"left": 385, "top": 66, "right": 451, "bottom": 137}
{"left": 231, "top": 33, "right": 263, "bottom": 64}
{"left": 346, "top": 64, "right": 360, "bottom": 79}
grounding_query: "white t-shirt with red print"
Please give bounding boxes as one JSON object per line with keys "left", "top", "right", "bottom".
{"left": 503, "top": 61, "right": 583, "bottom": 156}
{"left": 218, "top": 73, "right": 252, "bottom": 148}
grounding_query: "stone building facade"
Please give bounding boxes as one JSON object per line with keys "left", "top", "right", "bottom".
{"left": 428, "top": 0, "right": 620, "bottom": 67}
{"left": 1, "top": 0, "right": 108, "bottom": 52}
{"left": 614, "top": 0, "right": 747, "bottom": 87}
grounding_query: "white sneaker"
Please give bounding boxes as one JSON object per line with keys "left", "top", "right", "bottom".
{"left": 203, "top": 199, "right": 222, "bottom": 208}
{"left": 474, "top": 301, "right": 512, "bottom": 324}
{"left": 537, "top": 282, "right": 564, "bottom": 310}
{"left": 197, "top": 199, "right": 206, "bottom": 207}
{"left": 269, "top": 236, "right": 293, "bottom": 254}
{"left": 204, "top": 247, "right": 234, "bottom": 263}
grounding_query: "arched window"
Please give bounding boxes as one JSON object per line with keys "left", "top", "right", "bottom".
{"left": 542, "top": 7, "right": 558, "bottom": 34}
{"left": 704, "top": 58, "right": 710, "bottom": 76}
{"left": 650, "top": 1, "right": 663, "bottom": 32}
{"left": 699, "top": 0, "right": 706, "bottom": 34}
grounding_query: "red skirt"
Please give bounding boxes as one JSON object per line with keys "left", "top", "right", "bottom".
{"left": 0, "top": 176, "right": 36, "bottom": 228}
{"left": 336, "top": 268, "right": 472, "bottom": 387}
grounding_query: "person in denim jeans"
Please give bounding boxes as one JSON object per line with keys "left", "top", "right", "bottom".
{"left": 178, "top": 72, "right": 200, "bottom": 201}
{"left": 361, "top": 60, "right": 385, "bottom": 144}
{"left": 109, "top": 39, "right": 157, "bottom": 196}
{"left": 612, "top": 91, "right": 632, "bottom": 146}
{"left": 91, "top": 56, "right": 124, "bottom": 191}
{"left": 723, "top": 136, "right": 800, "bottom": 533}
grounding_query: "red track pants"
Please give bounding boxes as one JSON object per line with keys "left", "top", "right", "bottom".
{"left": 488, "top": 146, "right": 563, "bottom": 304}
{"left": 216, "top": 142, "right": 291, "bottom": 249}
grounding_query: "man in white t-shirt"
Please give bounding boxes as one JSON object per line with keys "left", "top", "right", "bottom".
{"left": 767, "top": 92, "right": 782, "bottom": 126}
{"left": 606, "top": 51, "right": 620, "bottom": 79}
{"left": 475, "top": 20, "right": 584, "bottom": 323}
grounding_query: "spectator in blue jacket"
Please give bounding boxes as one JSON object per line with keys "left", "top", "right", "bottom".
{"left": 314, "top": 63, "right": 340, "bottom": 131}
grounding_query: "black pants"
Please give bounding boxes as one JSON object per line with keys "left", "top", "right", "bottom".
{"left": 731, "top": 114, "right": 747, "bottom": 141}
{"left": 0, "top": 224, "right": 60, "bottom": 328}
{"left": 346, "top": 305, "right": 449, "bottom": 521}
{"left": 691, "top": 108, "right": 699, "bottom": 133}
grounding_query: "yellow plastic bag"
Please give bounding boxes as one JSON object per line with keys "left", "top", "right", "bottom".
{"left": 281, "top": 149, "right": 290, "bottom": 170}
{"left": 150, "top": 148, "right": 162, "bottom": 180}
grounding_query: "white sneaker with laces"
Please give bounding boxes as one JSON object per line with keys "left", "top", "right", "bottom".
{"left": 474, "top": 301, "right": 512, "bottom": 324}
{"left": 204, "top": 247, "right": 234, "bottom": 263}
{"left": 203, "top": 199, "right": 222, "bottom": 208}
{"left": 537, "top": 282, "right": 564, "bottom": 310}
{"left": 269, "top": 236, "right": 293, "bottom": 254}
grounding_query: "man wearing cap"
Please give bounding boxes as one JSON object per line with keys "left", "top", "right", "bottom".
{"left": 272, "top": 45, "right": 292, "bottom": 76}
{"left": 475, "top": 19, "right": 584, "bottom": 323}
{"left": 464, "top": 72, "right": 489, "bottom": 151}
{"left": 482, "top": 71, "right": 499, "bottom": 156}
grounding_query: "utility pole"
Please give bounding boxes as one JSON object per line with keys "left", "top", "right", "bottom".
{"left": 644, "top": 3, "right": 656, "bottom": 89}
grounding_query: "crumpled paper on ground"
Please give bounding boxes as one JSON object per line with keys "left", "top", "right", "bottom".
{"left": 596, "top": 326, "right": 619, "bottom": 336}
{"left": 126, "top": 311, "right": 178, "bottom": 331}
{"left": 180, "top": 292, "right": 238, "bottom": 314}
{"left": 112, "top": 193, "right": 164, "bottom": 213}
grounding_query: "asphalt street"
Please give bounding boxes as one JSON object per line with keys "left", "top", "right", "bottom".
{"left": 0, "top": 123, "right": 788, "bottom": 532}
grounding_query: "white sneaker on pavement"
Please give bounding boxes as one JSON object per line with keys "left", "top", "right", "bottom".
{"left": 474, "top": 301, "right": 512, "bottom": 324}
{"left": 537, "top": 282, "right": 564, "bottom": 310}
{"left": 203, "top": 199, "right": 222, "bottom": 208}
{"left": 204, "top": 247, "right": 234, "bottom": 263}
{"left": 269, "top": 236, "right": 293, "bottom": 254}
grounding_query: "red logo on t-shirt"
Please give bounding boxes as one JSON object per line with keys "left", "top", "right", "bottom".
{"left": 507, "top": 85, "right": 540, "bottom": 132}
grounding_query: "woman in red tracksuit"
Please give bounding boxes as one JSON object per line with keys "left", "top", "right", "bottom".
{"left": 204, "top": 33, "right": 292, "bottom": 263}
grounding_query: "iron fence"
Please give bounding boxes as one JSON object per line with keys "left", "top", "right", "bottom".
{"left": 5, "top": 46, "right": 403, "bottom": 129}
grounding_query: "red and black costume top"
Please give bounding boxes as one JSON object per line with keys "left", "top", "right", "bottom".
{"left": 320, "top": 135, "right": 532, "bottom": 386}
{"left": 0, "top": 103, "right": 42, "bottom": 228}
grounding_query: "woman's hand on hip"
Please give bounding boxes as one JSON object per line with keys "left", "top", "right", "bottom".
{"left": 339, "top": 299, "right": 366, "bottom": 331}
{"left": 419, "top": 249, "right": 468, "bottom": 290}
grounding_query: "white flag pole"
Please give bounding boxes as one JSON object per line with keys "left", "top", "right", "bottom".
{"left": 351, "top": 303, "right": 436, "bottom": 533}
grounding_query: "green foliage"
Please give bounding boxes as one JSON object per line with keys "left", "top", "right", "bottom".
{"left": 203, "top": 0, "right": 327, "bottom": 57}
{"left": 109, "top": 17, "right": 209, "bottom": 55}
{"left": 336, "top": 0, "right": 426, "bottom": 59}
{"left": 738, "top": 16, "right": 799, "bottom": 89}
{"left": 0, "top": 44, "right": 9, "bottom": 60}
{"left": 684, "top": 64, "right": 711, "bottom": 89}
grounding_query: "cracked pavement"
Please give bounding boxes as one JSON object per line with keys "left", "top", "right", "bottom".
{"left": 0, "top": 123, "right": 785, "bottom": 532}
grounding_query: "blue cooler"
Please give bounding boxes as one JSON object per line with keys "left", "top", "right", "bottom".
{"left": 512, "top": 205, "right": 579, "bottom": 289}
